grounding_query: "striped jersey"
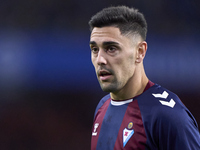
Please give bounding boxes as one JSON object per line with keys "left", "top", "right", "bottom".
{"left": 91, "top": 81, "right": 200, "bottom": 150}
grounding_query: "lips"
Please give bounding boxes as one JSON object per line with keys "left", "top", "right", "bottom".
{"left": 98, "top": 70, "right": 112, "bottom": 81}
{"left": 99, "top": 70, "right": 111, "bottom": 76}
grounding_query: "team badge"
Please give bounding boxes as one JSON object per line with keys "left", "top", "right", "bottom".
{"left": 123, "top": 122, "right": 134, "bottom": 147}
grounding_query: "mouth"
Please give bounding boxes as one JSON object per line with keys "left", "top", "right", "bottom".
{"left": 98, "top": 70, "right": 112, "bottom": 81}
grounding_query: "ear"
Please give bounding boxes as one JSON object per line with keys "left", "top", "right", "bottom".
{"left": 136, "top": 41, "right": 147, "bottom": 63}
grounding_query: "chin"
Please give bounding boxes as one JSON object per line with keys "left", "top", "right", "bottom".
{"left": 100, "top": 84, "right": 118, "bottom": 93}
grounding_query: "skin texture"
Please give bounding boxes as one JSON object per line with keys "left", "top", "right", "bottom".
{"left": 90, "top": 26, "right": 148, "bottom": 100}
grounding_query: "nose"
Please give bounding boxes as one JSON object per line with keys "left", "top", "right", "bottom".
{"left": 96, "top": 49, "right": 107, "bottom": 66}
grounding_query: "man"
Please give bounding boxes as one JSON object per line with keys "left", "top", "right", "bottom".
{"left": 89, "top": 6, "right": 200, "bottom": 150}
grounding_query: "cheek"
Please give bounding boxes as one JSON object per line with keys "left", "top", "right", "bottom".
{"left": 91, "top": 60, "right": 98, "bottom": 73}
{"left": 112, "top": 58, "right": 127, "bottom": 77}
{"left": 91, "top": 57, "right": 96, "bottom": 67}
{"left": 115, "top": 54, "right": 135, "bottom": 68}
{"left": 115, "top": 55, "right": 135, "bottom": 76}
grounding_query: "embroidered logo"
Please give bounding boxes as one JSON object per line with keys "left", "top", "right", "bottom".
{"left": 128, "top": 122, "right": 133, "bottom": 129}
{"left": 123, "top": 122, "right": 134, "bottom": 147}
{"left": 92, "top": 123, "right": 99, "bottom": 136}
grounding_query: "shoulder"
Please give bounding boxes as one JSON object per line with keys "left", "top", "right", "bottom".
{"left": 139, "top": 84, "right": 200, "bottom": 149}
{"left": 139, "top": 83, "right": 185, "bottom": 109}
{"left": 138, "top": 84, "right": 182, "bottom": 113}
{"left": 94, "top": 94, "right": 111, "bottom": 117}
{"left": 142, "top": 84, "right": 197, "bottom": 124}
{"left": 138, "top": 83, "right": 199, "bottom": 133}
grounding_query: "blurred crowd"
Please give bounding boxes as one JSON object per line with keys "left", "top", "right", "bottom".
{"left": 0, "top": 0, "right": 199, "bottom": 33}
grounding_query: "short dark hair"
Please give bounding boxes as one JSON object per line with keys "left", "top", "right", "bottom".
{"left": 89, "top": 6, "right": 147, "bottom": 40}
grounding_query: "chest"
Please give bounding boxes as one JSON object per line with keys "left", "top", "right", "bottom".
{"left": 91, "top": 100, "right": 147, "bottom": 150}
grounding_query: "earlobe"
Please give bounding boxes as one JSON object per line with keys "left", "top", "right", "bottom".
{"left": 136, "top": 41, "right": 147, "bottom": 63}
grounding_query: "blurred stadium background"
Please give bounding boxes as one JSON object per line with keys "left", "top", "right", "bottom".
{"left": 0, "top": 0, "right": 199, "bottom": 149}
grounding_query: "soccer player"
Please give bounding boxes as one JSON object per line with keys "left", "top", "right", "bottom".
{"left": 89, "top": 6, "right": 200, "bottom": 150}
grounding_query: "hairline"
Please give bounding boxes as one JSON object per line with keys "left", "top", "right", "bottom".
{"left": 91, "top": 25, "right": 143, "bottom": 44}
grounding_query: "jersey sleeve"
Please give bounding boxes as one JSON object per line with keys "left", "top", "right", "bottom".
{"left": 152, "top": 92, "right": 200, "bottom": 150}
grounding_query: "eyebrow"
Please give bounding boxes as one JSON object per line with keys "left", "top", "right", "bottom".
{"left": 89, "top": 41, "right": 120, "bottom": 46}
{"left": 89, "top": 41, "right": 97, "bottom": 45}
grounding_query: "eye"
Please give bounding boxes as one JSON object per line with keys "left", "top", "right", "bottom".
{"left": 106, "top": 46, "right": 117, "bottom": 53}
{"left": 91, "top": 47, "right": 99, "bottom": 54}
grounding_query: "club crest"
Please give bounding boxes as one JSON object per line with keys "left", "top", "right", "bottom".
{"left": 123, "top": 122, "right": 134, "bottom": 147}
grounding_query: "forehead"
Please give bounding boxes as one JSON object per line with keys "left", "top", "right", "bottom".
{"left": 90, "top": 27, "right": 131, "bottom": 45}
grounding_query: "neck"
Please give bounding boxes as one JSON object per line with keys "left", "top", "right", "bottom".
{"left": 110, "top": 65, "right": 148, "bottom": 100}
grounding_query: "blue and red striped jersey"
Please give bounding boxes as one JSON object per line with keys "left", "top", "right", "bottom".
{"left": 91, "top": 81, "right": 200, "bottom": 150}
